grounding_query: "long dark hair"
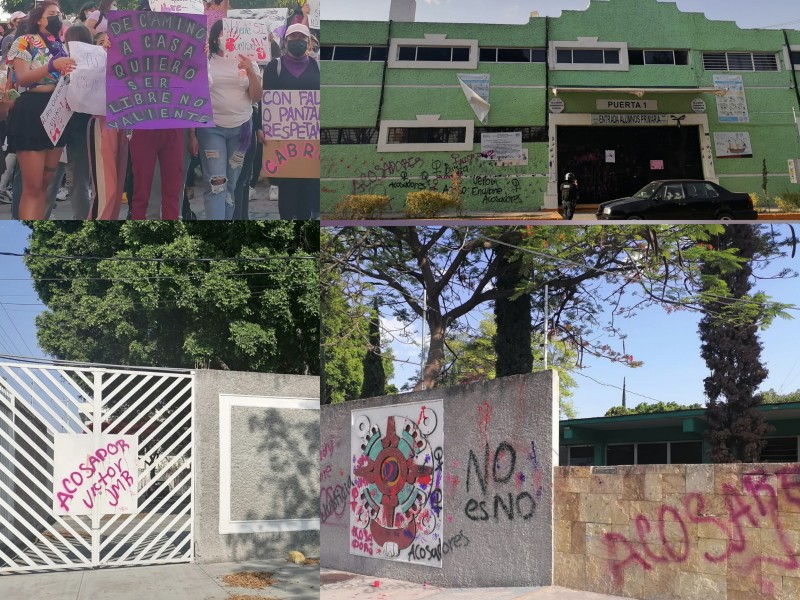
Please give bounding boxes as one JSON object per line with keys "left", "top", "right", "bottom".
{"left": 208, "top": 19, "right": 223, "bottom": 57}
{"left": 78, "top": 2, "right": 97, "bottom": 21}
{"left": 97, "top": 0, "right": 113, "bottom": 14}
{"left": 26, "top": 0, "right": 60, "bottom": 34}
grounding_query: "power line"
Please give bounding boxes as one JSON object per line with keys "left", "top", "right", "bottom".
{"left": 574, "top": 370, "right": 666, "bottom": 404}
{"left": 0, "top": 301, "right": 34, "bottom": 356}
{"left": 0, "top": 251, "right": 317, "bottom": 262}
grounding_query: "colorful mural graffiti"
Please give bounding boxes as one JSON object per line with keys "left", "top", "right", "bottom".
{"left": 350, "top": 401, "right": 444, "bottom": 566}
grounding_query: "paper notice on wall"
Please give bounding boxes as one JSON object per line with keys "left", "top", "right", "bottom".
{"left": 650, "top": 160, "right": 664, "bottom": 170}
{"left": 222, "top": 18, "right": 270, "bottom": 62}
{"left": 605, "top": 150, "right": 616, "bottom": 163}
{"left": 67, "top": 41, "right": 107, "bottom": 116}
{"left": 713, "top": 132, "right": 753, "bottom": 158}
{"left": 713, "top": 74, "right": 749, "bottom": 123}
{"left": 457, "top": 73, "right": 490, "bottom": 124}
{"left": 40, "top": 77, "right": 73, "bottom": 145}
{"left": 789, "top": 159, "right": 798, "bottom": 184}
{"left": 480, "top": 131, "right": 523, "bottom": 161}
{"left": 148, "top": 0, "right": 204, "bottom": 13}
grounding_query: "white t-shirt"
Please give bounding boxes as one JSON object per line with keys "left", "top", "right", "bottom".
{"left": 87, "top": 11, "right": 108, "bottom": 34}
{"left": 207, "top": 56, "right": 258, "bottom": 129}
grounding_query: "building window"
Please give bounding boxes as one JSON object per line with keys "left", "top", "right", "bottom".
{"left": 702, "top": 52, "right": 779, "bottom": 71}
{"left": 377, "top": 117, "right": 474, "bottom": 152}
{"left": 479, "top": 48, "right": 547, "bottom": 63}
{"left": 628, "top": 49, "right": 689, "bottom": 65}
{"left": 387, "top": 127, "right": 467, "bottom": 145}
{"left": 606, "top": 441, "right": 704, "bottom": 465}
{"left": 389, "top": 37, "right": 479, "bottom": 69}
{"left": 320, "top": 46, "right": 389, "bottom": 62}
{"left": 759, "top": 437, "right": 799, "bottom": 463}
{"left": 557, "top": 48, "right": 619, "bottom": 65}
{"left": 473, "top": 126, "right": 547, "bottom": 143}
{"left": 568, "top": 446, "right": 594, "bottom": 466}
{"left": 321, "top": 128, "right": 380, "bottom": 145}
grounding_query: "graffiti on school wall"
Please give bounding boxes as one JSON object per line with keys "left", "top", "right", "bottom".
{"left": 603, "top": 466, "right": 800, "bottom": 595}
{"left": 350, "top": 400, "right": 444, "bottom": 566}
{"left": 329, "top": 152, "right": 540, "bottom": 206}
{"left": 448, "top": 401, "right": 544, "bottom": 524}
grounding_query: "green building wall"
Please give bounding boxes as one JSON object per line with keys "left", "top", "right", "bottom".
{"left": 321, "top": 0, "right": 800, "bottom": 215}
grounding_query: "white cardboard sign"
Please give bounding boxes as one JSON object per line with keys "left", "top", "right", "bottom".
{"left": 67, "top": 41, "right": 107, "bottom": 117}
{"left": 307, "top": 0, "right": 320, "bottom": 29}
{"left": 53, "top": 434, "right": 138, "bottom": 516}
{"left": 221, "top": 18, "right": 271, "bottom": 62}
{"left": 148, "top": 0, "right": 204, "bottom": 14}
{"left": 40, "top": 77, "right": 73, "bottom": 145}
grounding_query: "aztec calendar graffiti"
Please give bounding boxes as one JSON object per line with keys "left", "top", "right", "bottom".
{"left": 350, "top": 400, "right": 443, "bottom": 567}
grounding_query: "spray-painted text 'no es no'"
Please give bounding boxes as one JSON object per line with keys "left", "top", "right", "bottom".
{"left": 53, "top": 434, "right": 138, "bottom": 515}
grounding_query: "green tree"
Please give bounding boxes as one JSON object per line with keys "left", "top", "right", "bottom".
{"left": 605, "top": 401, "right": 703, "bottom": 417}
{"left": 361, "top": 297, "right": 386, "bottom": 398}
{"left": 700, "top": 225, "right": 775, "bottom": 462}
{"left": 25, "top": 221, "right": 319, "bottom": 375}
{"left": 761, "top": 388, "right": 800, "bottom": 404}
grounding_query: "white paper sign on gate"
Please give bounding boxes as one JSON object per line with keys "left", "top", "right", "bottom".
{"left": 221, "top": 18, "right": 271, "bottom": 62}
{"left": 67, "top": 41, "right": 107, "bottom": 117}
{"left": 148, "top": 0, "right": 204, "bottom": 14}
{"left": 40, "top": 77, "right": 73, "bottom": 145}
{"left": 53, "top": 434, "right": 138, "bottom": 516}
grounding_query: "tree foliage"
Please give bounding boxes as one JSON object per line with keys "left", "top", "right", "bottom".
{"left": 605, "top": 401, "right": 703, "bottom": 417}
{"left": 25, "top": 221, "right": 319, "bottom": 375}
{"left": 323, "top": 225, "right": 793, "bottom": 393}
{"left": 761, "top": 388, "right": 800, "bottom": 405}
{"left": 700, "top": 226, "right": 774, "bottom": 462}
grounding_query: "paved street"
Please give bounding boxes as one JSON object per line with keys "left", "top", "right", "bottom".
{"left": 320, "top": 569, "right": 630, "bottom": 600}
{"left": 0, "top": 559, "right": 319, "bottom": 600}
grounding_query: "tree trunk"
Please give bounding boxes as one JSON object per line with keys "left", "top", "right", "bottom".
{"left": 415, "top": 316, "right": 446, "bottom": 391}
{"left": 494, "top": 240, "right": 533, "bottom": 378}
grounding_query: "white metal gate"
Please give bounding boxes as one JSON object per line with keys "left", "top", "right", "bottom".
{"left": 0, "top": 361, "right": 194, "bottom": 573}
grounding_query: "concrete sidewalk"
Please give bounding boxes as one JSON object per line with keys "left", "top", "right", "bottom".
{"left": 0, "top": 559, "right": 319, "bottom": 600}
{"left": 320, "top": 569, "right": 629, "bottom": 600}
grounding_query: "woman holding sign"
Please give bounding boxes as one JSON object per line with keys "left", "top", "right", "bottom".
{"left": 6, "top": 0, "right": 76, "bottom": 219}
{"left": 188, "top": 19, "right": 261, "bottom": 220}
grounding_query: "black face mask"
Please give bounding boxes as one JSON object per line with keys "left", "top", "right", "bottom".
{"left": 287, "top": 39, "right": 307, "bottom": 58}
{"left": 45, "top": 15, "right": 62, "bottom": 37}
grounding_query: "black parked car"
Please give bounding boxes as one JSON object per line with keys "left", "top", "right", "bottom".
{"left": 596, "top": 180, "right": 757, "bottom": 220}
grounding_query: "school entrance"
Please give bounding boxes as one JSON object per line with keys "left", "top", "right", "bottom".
{"left": 0, "top": 361, "right": 194, "bottom": 573}
{"left": 556, "top": 125, "right": 704, "bottom": 204}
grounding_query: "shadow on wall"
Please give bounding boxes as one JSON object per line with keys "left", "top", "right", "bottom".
{"left": 223, "top": 407, "right": 320, "bottom": 560}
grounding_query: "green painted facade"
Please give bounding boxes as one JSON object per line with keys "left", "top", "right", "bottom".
{"left": 321, "top": 0, "right": 800, "bottom": 216}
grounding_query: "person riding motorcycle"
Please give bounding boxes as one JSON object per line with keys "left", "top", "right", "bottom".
{"left": 560, "top": 172, "right": 579, "bottom": 220}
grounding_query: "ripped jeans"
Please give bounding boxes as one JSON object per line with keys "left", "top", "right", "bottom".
{"left": 196, "top": 124, "right": 250, "bottom": 220}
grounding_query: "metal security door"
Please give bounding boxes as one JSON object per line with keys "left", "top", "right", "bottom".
{"left": 0, "top": 361, "right": 194, "bottom": 573}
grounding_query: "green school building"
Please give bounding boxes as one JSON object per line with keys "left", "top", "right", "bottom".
{"left": 560, "top": 402, "right": 800, "bottom": 466}
{"left": 320, "top": 0, "right": 800, "bottom": 215}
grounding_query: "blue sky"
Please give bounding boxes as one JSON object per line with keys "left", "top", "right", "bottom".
{"left": 323, "top": 0, "right": 800, "bottom": 30}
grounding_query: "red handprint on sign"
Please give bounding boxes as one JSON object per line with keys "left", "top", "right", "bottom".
{"left": 256, "top": 47, "right": 267, "bottom": 60}
{"left": 225, "top": 31, "right": 240, "bottom": 54}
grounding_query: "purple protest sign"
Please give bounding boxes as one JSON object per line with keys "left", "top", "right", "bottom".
{"left": 106, "top": 11, "right": 214, "bottom": 129}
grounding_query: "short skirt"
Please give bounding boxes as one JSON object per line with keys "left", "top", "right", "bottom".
{"left": 8, "top": 90, "right": 69, "bottom": 152}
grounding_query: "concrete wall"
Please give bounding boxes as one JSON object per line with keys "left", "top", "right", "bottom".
{"left": 554, "top": 463, "right": 800, "bottom": 600}
{"left": 320, "top": 372, "right": 558, "bottom": 587}
{"left": 194, "top": 370, "right": 320, "bottom": 563}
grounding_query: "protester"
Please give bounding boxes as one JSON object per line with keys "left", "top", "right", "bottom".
{"left": 86, "top": 19, "right": 128, "bottom": 219}
{"left": 1, "top": 12, "right": 26, "bottom": 62}
{"left": 6, "top": 0, "right": 77, "bottom": 219}
{"left": 204, "top": 0, "right": 228, "bottom": 33}
{"left": 190, "top": 19, "right": 260, "bottom": 220}
{"left": 262, "top": 22, "right": 320, "bottom": 219}
{"left": 86, "top": 0, "right": 114, "bottom": 36}
{"left": 74, "top": 3, "right": 98, "bottom": 25}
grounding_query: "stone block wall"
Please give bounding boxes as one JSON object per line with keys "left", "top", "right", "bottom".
{"left": 554, "top": 463, "right": 800, "bottom": 600}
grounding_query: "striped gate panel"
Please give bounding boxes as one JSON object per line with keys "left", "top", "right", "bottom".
{"left": 0, "top": 362, "right": 194, "bottom": 573}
